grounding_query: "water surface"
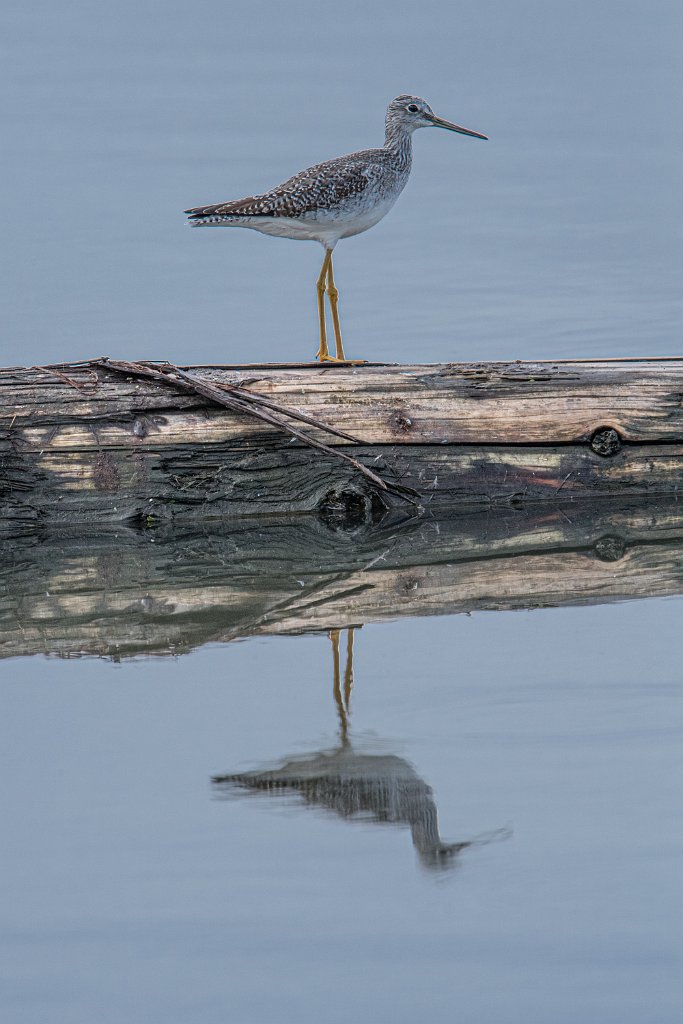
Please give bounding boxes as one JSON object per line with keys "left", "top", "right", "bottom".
{"left": 2, "top": 0, "right": 681, "bottom": 365}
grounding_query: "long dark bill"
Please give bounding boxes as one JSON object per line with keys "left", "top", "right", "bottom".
{"left": 429, "top": 114, "right": 488, "bottom": 140}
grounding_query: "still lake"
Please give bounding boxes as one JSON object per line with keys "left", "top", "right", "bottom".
{"left": 1, "top": 1, "right": 682, "bottom": 1021}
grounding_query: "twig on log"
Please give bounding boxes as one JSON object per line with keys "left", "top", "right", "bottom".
{"left": 37, "top": 366, "right": 101, "bottom": 394}
{"left": 92, "top": 358, "right": 419, "bottom": 501}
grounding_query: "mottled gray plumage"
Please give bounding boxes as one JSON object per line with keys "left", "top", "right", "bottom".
{"left": 184, "top": 95, "right": 486, "bottom": 360}
{"left": 187, "top": 156, "right": 388, "bottom": 222}
{"left": 185, "top": 94, "right": 486, "bottom": 249}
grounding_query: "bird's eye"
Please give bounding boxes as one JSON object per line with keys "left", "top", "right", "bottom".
{"left": 407, "top": 103, "right": 419, "bottom": 113}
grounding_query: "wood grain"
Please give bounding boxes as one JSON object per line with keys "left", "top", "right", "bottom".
{"left": 3, "top": 358, "right": 683, "bottom": 526}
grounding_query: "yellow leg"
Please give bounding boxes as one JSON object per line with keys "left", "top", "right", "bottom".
{"left": 326, "top": 254, "right": 346, "bottom": 361}
{"left": 315, "top": 250, "right": 332, "bottom": 361}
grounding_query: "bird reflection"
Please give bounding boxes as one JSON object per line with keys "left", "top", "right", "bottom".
{"left": 213, "top": 628, "right": 507, "bottom": 871}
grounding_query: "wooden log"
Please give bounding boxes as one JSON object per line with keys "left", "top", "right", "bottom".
{"left": 2, "top": 358, "right": 683, "bottom": 527}
{"left": 1, "top": 499, "right": 682, "bottom": 660}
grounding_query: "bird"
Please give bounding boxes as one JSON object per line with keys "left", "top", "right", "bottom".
{"left": 185, "top": 95, "right": 487, "bottom": 363}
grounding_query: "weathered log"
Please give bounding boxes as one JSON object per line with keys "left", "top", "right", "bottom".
{"left": 3, "top": 358, "right": 683, "bottom": 528}
{"left": 1, "top": 499, "right": 682, "bottom": 660}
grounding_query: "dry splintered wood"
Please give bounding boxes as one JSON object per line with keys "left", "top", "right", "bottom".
{"left": 2, "top": 499, "right": 682, "bottom": 660}
{"left": 2, "top": 357, "right": 683, "bottom": 527}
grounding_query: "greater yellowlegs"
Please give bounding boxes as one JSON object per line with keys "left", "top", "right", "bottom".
{"left": 185, "top": 95, "right": 487, "bottom": 362}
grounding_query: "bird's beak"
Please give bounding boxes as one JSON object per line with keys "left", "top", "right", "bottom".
{"left": 428, "top": 114, "right": 488, "bottom": 140}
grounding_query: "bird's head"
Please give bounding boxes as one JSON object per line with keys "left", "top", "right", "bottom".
{"left": 386, "top": 94, "right": 487, "bottom": 140}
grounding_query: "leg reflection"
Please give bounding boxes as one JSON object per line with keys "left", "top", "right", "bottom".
{"left": 330, "top": 626, "right": 355, "bottom": 746}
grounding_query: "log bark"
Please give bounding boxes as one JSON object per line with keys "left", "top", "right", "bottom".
{"left": 3, "top": 358, "right": 683, "bottom": 528}
{"left": 1, "top": 499, "right": 681, "bottom": 660}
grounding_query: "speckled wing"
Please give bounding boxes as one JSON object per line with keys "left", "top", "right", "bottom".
{"left": 185, "top": 154, "right": 374, "bottom": 220}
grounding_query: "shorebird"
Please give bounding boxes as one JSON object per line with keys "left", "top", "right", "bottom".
{"left": 185, "top": 95, "right": 487, "bottom": 362}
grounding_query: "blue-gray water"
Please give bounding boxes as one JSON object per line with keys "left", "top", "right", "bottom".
{"left": 2, "top": 0, "right": 681, "bottom": 365}
{"left": 1, "top": 1, "right": 682, "bottom": 1021}
{"left": 3, "top": 608, "right": 682, "bottom": 1023}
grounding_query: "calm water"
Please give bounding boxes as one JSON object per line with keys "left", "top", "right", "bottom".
{"left": 2, "top": 0, "right": 682, "bottom": 365}
{"left": 1, "top": 0, "right": 682, "bottom": 1021}
{"left": 2, "top": 598, "right": 682, "bottom": 1022}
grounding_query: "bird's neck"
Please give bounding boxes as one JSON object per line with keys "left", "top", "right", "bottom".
{"left": 383, "top": 122, "right": 413, "bottom": 171}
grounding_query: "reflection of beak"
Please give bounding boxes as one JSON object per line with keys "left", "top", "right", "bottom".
{"left": 428, "top": 114, "right": 488, "bottom": 140}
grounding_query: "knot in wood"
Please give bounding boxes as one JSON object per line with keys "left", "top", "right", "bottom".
{"left": 318, "top": 487, "right": 386, "bottom": 530}
{"left": 593, "top": 534, "right": 627, "bottom": 562}
{"left": 590, "top": 427, "right": 622, "bottom": 457}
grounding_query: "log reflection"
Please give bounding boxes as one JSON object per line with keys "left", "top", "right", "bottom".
{"left": 3, "top": 500, "right": 683, "bottom": 661}
{"left": 213, "top": 628, "right": 506, "bottom": 870}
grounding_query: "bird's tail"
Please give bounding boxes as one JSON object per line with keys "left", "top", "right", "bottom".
{"left": 185, "top": 198, "right": 266, "bottom": 226}
{"left": 184, "top": 203, "right": 231, "bottom": 227}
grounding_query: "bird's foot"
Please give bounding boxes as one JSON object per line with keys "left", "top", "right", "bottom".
{"left": 315, "top": 352, "right": 366, "bottom": 365}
